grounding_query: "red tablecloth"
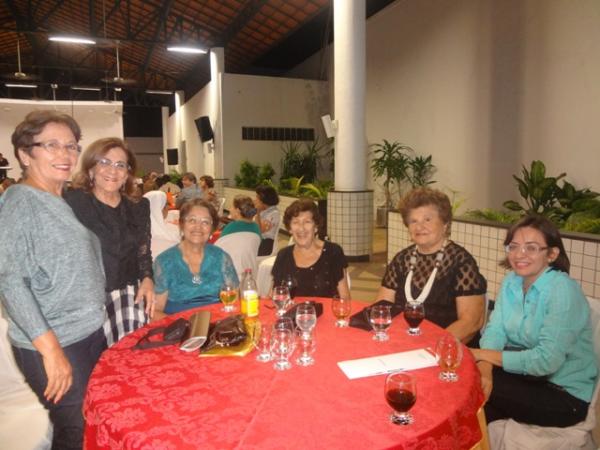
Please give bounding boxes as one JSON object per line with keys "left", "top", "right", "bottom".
{"left": 84, "top": 298, "right": 484, "bottom": 449}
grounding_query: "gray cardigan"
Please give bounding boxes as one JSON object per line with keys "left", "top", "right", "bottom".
{"left": 0, "top": 185, "right": 106, "bottom": 350}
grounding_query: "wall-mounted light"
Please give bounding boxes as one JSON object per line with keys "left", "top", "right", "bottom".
{"left": 5, "top": 83, "right": 37, "bottom": 88}
{"left": 49, "top": 35, "right": 96, "bottom": 45}
{"left": 167, "top": 45, "right": 207, "bottom": 54}
{"left": 146, "top": 89, "right": 174, "bottom": 95}
{"left": 71, "top": 86, "right": 101, "bottom": 91}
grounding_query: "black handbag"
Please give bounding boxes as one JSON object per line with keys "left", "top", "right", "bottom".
{"left": 202, "top": 315, "right": 248, "bottom": 351}
{"left": 348, "top": 300, "right": 402, "bottom": 331}
{"left": 133, "top": 318, "right": 190, "bottom": 350}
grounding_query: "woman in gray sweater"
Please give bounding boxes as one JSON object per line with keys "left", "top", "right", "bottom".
{"left": 0, "top": 110, "right": 106, "bottom": 449}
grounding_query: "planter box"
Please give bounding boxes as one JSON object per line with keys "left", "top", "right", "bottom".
{"left": 388, "top": 211, "right": 600, "bottom": 300}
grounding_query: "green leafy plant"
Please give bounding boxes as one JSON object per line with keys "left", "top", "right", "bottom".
{"left": 370, "top": 140, "right": 413, "bottom": 208}
{"left": 234, "top": 160, "right": 274, "bottom": 188}
{"left": 280, "top": 139, "right": 330, "bottom": 183}
{"left": 406, "top": 155, "right": 436, "bottom": 188}
{"left": 168, "top": 170, "right": 182, "bottom": 186}
{"left": 465, "top": 208, "right": 521, "bottom": 224}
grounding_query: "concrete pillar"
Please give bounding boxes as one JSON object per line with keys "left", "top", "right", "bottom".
{"left": 210, "top": 47, "right": 225, "bottom": 178}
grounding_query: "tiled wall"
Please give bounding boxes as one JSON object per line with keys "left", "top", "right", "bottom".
{"left": 388, "top": 212, "right": 600, "bottom": 300}
{"left": 328, "top": 191, "right": 373, "bottom": 257}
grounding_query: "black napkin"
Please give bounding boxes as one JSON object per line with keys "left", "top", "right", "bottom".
{"left": 348, "top": 300, "right": 402, "bottom": 331}
{"left": 283, "top": 301, "right": 324, "bottom": 321}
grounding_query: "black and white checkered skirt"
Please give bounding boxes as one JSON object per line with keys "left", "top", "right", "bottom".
{"left": 104, "top": 284, "right": 149, "bottom": 346}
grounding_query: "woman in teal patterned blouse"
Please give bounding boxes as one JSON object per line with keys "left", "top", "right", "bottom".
{"left": 153, "top": 199, "right": 238, "bottom": 317}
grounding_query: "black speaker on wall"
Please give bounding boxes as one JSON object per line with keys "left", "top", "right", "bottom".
{"left": 195, "top": 116, "right": 214, "bottom": 142}
{"left": 166, "top": 148, "right": 178, "bottom": 165}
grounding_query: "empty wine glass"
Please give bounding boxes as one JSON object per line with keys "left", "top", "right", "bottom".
{"left": 270, "top": 328, "right": 294, "bottom": 371}
{"left": 370, "top": 304, "right": 392, "bottom": 341}
{"left": 253, "top": 322, "right": 272, "bottom": 362}
{"left": 296, "top": 302, "right": 317, "bottom": 338}
{"left": 385, "top": 372, "right": 417, "bottom": 425}
{"left": 331, "top": 296, "right": 351, "bottom": 327}
{"left": 404, "top": 303, "right": 425, "bottom": 336}
{"left": 295, "top": 327, "right": 316, "bottom": 366}
{"left": 435, "top": 334, "right": 463, "bottom": 382}
{"left": 273, "top": 316, "right": 294, "bottom": 334}
{"left": 272, "top": 285, "right": 292, "bottom": 317}
{"left": 219, "top": 281, "right": 238, "bottom": 313}
{"left": 283, "top": 274, "right": 297, "bottom": 299}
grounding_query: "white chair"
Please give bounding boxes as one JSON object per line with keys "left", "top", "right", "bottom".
{"left": 215, "top": 232, "right": 261, "bottom": 282}
{"left": 0, "top": 312, "right": 53, "bottom": 449}
{"left": 488, "top": 297, "right": 600, "bottom": 450}
{"left": 217, "top": 197, "right": 226, "bottom": 216}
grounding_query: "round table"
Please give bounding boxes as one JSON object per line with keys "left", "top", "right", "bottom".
{"left": 84, "top": 299, "right": 485, "bottom": 449}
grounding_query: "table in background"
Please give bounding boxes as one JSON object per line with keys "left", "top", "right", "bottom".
{"left": 84, "top": 298, "right": 484, "bottom": 449}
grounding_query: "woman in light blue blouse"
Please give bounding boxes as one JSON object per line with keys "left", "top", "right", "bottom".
{"left": 473, "top": 215, "right": 597, "bottom": 427}
{"left": 153, "top": 199, "right": 238, "bottom": 317}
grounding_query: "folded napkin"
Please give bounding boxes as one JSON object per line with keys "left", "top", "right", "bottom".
{"left": 283, "top": 301, "right": 324, "bottom": 321}
{"left": 348, "top": 300, "right": 402, "bottom": 331}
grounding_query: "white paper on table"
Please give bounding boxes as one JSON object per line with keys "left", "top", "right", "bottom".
{"left": 337, "top": 349, "right": 437, "bottom": 380}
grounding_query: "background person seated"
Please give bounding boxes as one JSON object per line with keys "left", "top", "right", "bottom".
{"left": 376, "top": 188, "right": 487, "bottom": 345}
{"left": 199, "top": 175, "right": 220, "bottom": 212}
{"left": 271, "top": 198, "right": 350, "bottom": 299}
{"left": 473, "top": 215, "right": 597, "bottom": 428}
{"left": 176, "top": 171, "right": 203, "bottom": 209}
{"left": 153, "top": 199, "right": 238, "bottom": 318}
{"left": 254, "top": 184, "right": 280, "bottom": 256}
{"left": 220, "top": 195, "right": 260, "bottom": 239}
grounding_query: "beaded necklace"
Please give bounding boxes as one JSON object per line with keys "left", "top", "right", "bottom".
{"left": 404, "top": 241, "right": 447, "bottom": 305}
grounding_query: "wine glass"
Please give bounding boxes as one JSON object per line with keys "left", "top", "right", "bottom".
{"left": 219, "top": 282, "right": 238, "bottom": 313}
{"left": 404, "top": 303, "right": 425, "bottom": 336}
{"left": 435, "top": 334, "right": 463, "bottom": 382}
{"left": 295, "top": 327, "right": 316, "bottom": 366}
{"left": 252, "top": 322, "right": 272, "bottom": 362}
{"left": 295, "top": 302, "right": 317, "bottom": 338}
{"left": 272, "top": 285, "right": 292, "bottom": 317}
{"left": 270, "top": 328, "right": 294, "bottom": 371}
{"left": 283, "top": 274, "right": 297, "bottom": 299}
{"left": 370, "top": 304, "right": 392, "bottom": 341}
{"left": 385, "top": 372, "right": 417, "bottom": 425}
{"left": 331, "top": 296, "right": 351, "bottom": 327}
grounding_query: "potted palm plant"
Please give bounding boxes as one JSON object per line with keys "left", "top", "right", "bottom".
{"left": 370, "top": 140, "right": 413, "bottom": 227}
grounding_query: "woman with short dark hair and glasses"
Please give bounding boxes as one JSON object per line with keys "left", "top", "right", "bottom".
{"left": 0, "top": 110, "right": 106, "bottom": 448}
{"left": 65, "top": 137, "right": 154, "bottom": 346}
{"left": 473, "top": 215, "right": 597, "bottom": 427}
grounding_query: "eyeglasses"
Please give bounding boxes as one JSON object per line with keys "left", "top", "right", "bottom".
{"left": 30, "top": 140, "right": 81, "bottom": 154}
{"left": 505, "top": 243, "right": 549, "bottom": 256}
{"left": 183, "top": 216, "right": 212, "bottom": 227}
{"left": 95, "top": 157, "right": 130, "bottom": 172}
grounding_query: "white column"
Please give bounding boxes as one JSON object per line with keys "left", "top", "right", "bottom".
{"left": 209, "top": 47, "right": 225, "bottom": 178}
{"left": 174, "top": 90, "right": 185, "bottom": 172}
{"left": 334, "top": 0, "right": 366, "bottom": 191}
{"left": 161, "top": 106, "right": 170, "bottom": 173}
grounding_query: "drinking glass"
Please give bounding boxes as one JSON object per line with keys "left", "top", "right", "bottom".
{"left": 272, "top": 285, "right": 292, "bottom": 317}
{"left": 370, "top": 304, "right": 392, "bottom": 341}
{"left": 404, "top": 303, "right": 425, "bottom": 336}
{"left": 270, "top": 328, "right": 294, "bottom": 371}
{"left": 331, "top": 296, "right": 351, "bottom": 327}
{"left": 435, "top": 334, "right": 463, "bottom": 382}
{"left": 385, "top": 372, "right": 417, "bottom": 425}
{"left": 283, "top": 274, "right": 297, "bottom": 299}
{"left": 295, "top": 302, "right": 317, "bottom": 338}
{"left": 273, "top": 316, "right": 295, "bottom": 334}
{"left": 219, "top": 282, "right": 238, "bottom": 313}
{"left": 252, "top": 322, "right": 272, "bottom": 362}
{"left": 295, "top": 327, "right": 316, "bottom": 366}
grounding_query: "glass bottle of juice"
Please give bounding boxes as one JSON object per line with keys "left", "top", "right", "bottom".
{"left": 240, "top": 268, "right": 259, "bottom": 318}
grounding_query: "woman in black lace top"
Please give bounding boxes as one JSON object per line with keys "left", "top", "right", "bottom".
{"left": 377, "top": 188, "right": 487, "bottom": 345}
{"left": 65, "top": 138, "right": 154, "bottom": 346}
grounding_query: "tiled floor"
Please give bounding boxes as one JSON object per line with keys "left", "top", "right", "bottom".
{"left": 278, "top": 225, "right": 600, "bottom": 445}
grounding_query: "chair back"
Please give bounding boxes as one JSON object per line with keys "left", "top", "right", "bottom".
{"left": 215, "top": 232, "right": 261, "bottom": 281}
{"left": 217, "top": 197, "right": 226, "bottom": 216}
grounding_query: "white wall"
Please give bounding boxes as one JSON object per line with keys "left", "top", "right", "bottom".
{"left": 0, "top": 99, "right": 123, "bottom": 179}
{"left": 221, "top": 73, "right": 329, "bottom": 183}
{"left": 291, "top": 0, "right": 600, "bottom": 211}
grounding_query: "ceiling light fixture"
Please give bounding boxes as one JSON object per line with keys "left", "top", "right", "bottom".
{"left": 49, "top": 35, "right": 96, "bottom": 45}
{"left": 166, "top": 45, "right": 207, "bottom": 54}
{"left": 146, "top": 89, "right": 174, "bottom": 95}
{"left": 71, "top": 86, "right": 102, "bottom": 91}
{"left": 5, "top": 83, "right": 37, "bottom": 88}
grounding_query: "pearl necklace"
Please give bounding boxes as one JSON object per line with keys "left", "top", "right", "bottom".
{"left": 404, "top": 241, "right": 447, "bottom": 305}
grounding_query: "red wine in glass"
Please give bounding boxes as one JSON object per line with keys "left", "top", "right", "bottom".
{"left": 384, "top": 372, "right": 416, "bottom": 425}
{"left": 404, "top": 303, "right": 425, "bottom": 336}
{"left": 385, "top": 388, "right": 416, "bottom": 412}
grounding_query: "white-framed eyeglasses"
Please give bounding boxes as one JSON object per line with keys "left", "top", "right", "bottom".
{"left": 183, "top": 216, "right": 212, "bottom": 227}
{"left": 505, "top": 243, "right": 549, "bottom": 256}
{"left": 95, "top": 157, "right": 130, "bottom": 172}
{"left": 30, "top": 140, "right": 81, "bottom": 154}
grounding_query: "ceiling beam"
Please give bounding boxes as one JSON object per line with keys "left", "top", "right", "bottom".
{"left": 140, "top": 0, "right": 174, "bottom": 76}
